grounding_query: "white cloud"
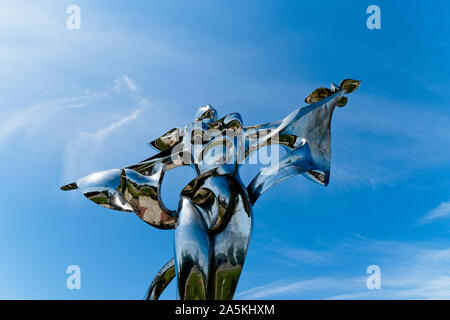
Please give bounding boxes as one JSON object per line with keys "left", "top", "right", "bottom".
{"left": 328, "top": 93, "right": 450, "bottom": 188}
{"left": 89, "top": 109, "right": 141, "bottom": 142}
{"left": 113, "top": 75, "right": 138, "bottom": 94}
{"left": 254, "top": 237, "right": 331, "bottom": 266}
{"left": 61, "top": 75, "right": 150, "bottom": 180}
{"left": 0, "top": 96, "right": 89, "bottom": 145}
{"left": 236, "top": 278, "right": 349, "bottom": 299}
{"left": 62, "top": 107, "right": 142, "bottom": 181}
{"left": 123, "top": 75, "right": 138, "bottom": 92}
{"left": 0, "top": 74, "right": 145, "bottom": 148}
{"left": 0, "top": 72, "right": 156, "bottom": 184}
{"left": 420, "top": 201, "right": 450, "bottom": 224}
{"left": 0, "top": 2, "right": 58, "bottom": 33}
{"left": 237, "top": 236, "right": 450, "bottom": 299}
{"left": 0, "top": 71, "right": 187, "bottom": 186}
{"left": 328, "top": 247, "right": 450, "bottom": 300}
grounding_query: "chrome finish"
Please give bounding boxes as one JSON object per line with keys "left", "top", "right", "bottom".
{"left": 61, "top": 164, "right": 177, "bottom": 229}
{"left": 61, "top": 79, "right": 360, "bottom": 300}
{"left": 145, "top": 258, "right": 176, "bottom": 300}
{"left": 245, "top": 90, "right": 346, "bottom": 203}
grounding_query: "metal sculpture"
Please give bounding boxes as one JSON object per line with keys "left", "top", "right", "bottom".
{"left": 61, "top": 79, "right": 361, "bottom": 300}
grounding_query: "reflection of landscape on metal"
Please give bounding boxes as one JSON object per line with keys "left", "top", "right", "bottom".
{"left": 61, "top": 79, "right": 360, "bottom": 300}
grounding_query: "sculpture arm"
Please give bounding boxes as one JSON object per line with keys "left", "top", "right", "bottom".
{"left": 61, "top": 163, "right": 177, "bottom": 229}
{"left": 60, "top": 131, "right": 192, "bottom": 229}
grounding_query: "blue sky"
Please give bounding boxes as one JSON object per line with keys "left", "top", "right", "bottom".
{"left": 0, "top": 0, "right": 449, "bottom": 299}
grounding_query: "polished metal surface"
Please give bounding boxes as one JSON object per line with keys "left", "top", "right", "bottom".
{"left": 61, "top": 79, "right": 360, "bottom": 300}
{"left": 145, "top": 258, "right": 176, "bottom": 300}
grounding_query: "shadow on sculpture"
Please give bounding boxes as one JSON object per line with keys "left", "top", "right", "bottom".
{"left": 61, "top": 79, "right": 361, "bottom": 300}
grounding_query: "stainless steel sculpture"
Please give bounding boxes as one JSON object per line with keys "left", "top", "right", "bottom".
{"left": 61, "top": 79, "right": 361, "bottom": 300}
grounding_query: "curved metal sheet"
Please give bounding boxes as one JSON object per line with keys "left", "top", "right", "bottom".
{"left": 145, "top": 258, "right": 176, "bottom": 300}
{"left": 62, "top": 164, "right": 177, "bottom": 229}
{"left": 245, "top": 88, "right": 348, "bottom": 204}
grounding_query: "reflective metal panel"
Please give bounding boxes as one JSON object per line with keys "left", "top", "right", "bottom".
{"left": 145, "top": 258, "right": 175, "bottom": 300}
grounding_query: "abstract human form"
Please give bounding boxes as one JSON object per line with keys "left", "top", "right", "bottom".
{"left": 61, "top": 79, "right": 361, "bottom": 300}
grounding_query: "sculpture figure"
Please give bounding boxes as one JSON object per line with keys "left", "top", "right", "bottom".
{"left": 61, "top": 79, "right": 361, "bottom": 300}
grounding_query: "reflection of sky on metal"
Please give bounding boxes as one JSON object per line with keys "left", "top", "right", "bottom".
{"left": 0, "top": 1, "right": 449, "bottom": 299}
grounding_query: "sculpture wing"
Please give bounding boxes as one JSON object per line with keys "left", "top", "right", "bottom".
{"left": 246, "top": 80, "right": 360, "bottom": 204}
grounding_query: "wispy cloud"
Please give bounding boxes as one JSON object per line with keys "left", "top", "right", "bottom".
{"left": 420, "top": 201, "right": 450, "bottom": 224}
{"left": 328, "top": 247, "right": 450, "bottom": 300}
{"left": 0, "top": 70, "right": 188, "bottom": 186}
{"left": 238, "top": 236, "right": 450, "bottom": 299}
{"left": 89, "top": 109, "right": 141, "bottom": 142}
{"left": 253, "top": 236, "right": 332, "bottom": 267}
{"left": 0, "top": 75, "right": 144, "bottom": 148}
{"left": 62, "top": 107, "right": 142, "bottom": 181}
{"left": 0, "top": 96, "right": 89, "bottom": 146}
{"left": 113, "top": 75, "right": 138, "bottom": 94}
{"left": 236, "top": 278, "right": 353, "bottom": 299}
{"left": 327, "top": 93, "right": 450, "bottom": 188}
{"left": 61, "top": 75, "right": 153, "bottom": 181}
